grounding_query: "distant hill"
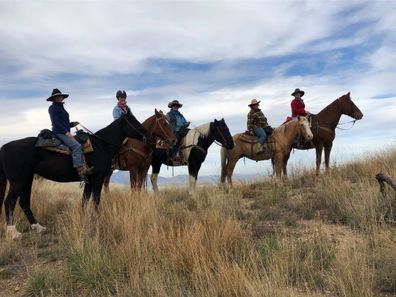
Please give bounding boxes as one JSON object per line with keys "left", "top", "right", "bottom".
{"left": 109, "top": 171, "right": 266, "bottom": 186}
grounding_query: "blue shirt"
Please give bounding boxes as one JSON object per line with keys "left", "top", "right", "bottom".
{"left": 166, "top": 110, "right": 187, "bottom": 132}
{"left": 48, "top": 102, "right": 72, "bottom": 134}
{"left": 113, "top": 105, "right": 132, "bottom": 120}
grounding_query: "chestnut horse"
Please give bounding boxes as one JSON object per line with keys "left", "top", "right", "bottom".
{"left": 220, "top": 116, "right": 313, "bottom": 187}
{"left": 103, "top": 109, "right": 176, "bottom": 191}
{"left": 282, "top": 92, "right": 363, "bottom": 177}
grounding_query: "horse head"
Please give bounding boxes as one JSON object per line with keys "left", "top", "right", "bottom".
{"left": 153, "top": 109, "right": 177, "bottom": 144}
{"left": 213, "top": 118, "right": 234, "bottom": 149}
{"left": 297, "top": 116, "right": 313, "bottom": 141}
{"left": 339, "top": 92, "right": 363, "bottom": 120}
{"left": 123, "top": 113, "right": 151, "bottom": 144}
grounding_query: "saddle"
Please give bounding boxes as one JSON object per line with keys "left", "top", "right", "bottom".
{"left": 239, "top": 132, "right": 260, "bottom": 144}
{"left": 35, "top": 129, "right": 94, "bottom": 155}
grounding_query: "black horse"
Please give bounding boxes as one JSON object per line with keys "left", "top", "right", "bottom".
{"left": 0, "top": 113, "right": 150, "bottom": 239}
{"left": 150, "top": 119, "right": 234, "bottom": 193}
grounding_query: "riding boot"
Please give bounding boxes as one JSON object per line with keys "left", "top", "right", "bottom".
{"left": 76, "top": 163, "right": 94, "bottom": 183}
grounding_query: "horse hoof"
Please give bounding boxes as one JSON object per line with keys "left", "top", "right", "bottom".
{"left": 6, "top": 225, "right": 22, "bottom": 240}
{"left": 31, "top": 223, "right": 47, "bottom": 233}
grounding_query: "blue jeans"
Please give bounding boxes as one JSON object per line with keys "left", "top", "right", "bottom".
{"left": 253, "top": 127, "right": 266, "bottom": 145}
{"left": 56, "top": 133, "right": 83, "bottom": 168}
{"left": 172, "top": 131, "right": 182, "bottom": 156}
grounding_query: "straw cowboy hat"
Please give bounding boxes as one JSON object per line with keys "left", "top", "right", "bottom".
{"left": 248, "top": 98, "right": 261, "bottom": 107}
{"left": 291, "top": 88, "right": 305, "bottom": 97}
{"left": 47, "top": 88, "right": 69, "bottom": 101}
{"left": 168, "top": 100, "right": 183, "bottom": 108}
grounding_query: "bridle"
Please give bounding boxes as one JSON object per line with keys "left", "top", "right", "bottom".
{"left": 152, "top": 116, "right": 174, "bottom": 145}
{"left": 214, "top": 124, "right": 230, "bottom": 148}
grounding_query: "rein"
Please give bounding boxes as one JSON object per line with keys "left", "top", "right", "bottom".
{"left": 336, "top": 120, "right": 356, "bottom": 130}
{"left": 78, "top": 123, "right": 122, "bottom": 148}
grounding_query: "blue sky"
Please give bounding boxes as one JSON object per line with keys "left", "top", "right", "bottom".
{"left": 0, "top": 0, "right": 395, "bottom": 180}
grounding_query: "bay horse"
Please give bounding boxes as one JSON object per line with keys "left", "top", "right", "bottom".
{"left": 0, "top": 113, "right": 150, "bottom": 239}
{"left": 220, "top": 116, "right": 313, "bottom": 187}
{"left": 103, "top": 109, "right": 176, "bottom": 191}
{"left": 150, "top": 119, "right": 234, "bottom": 193}
{"left": 282, "top": 92, "right": 363, "bottom": 177}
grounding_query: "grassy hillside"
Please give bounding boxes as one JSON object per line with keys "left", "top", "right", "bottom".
{"left": 1, "top": 149, "right": 396, "bottom": 297}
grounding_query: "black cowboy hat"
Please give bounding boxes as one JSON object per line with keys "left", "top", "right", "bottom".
{"left": 291, "top": 88, "right": 305, "bottom": 97}
{"left": 47, "top": 88, "right": 69, "bottom": 101}
{"left": 168, "top": 100, "right": 183, "bottom": 108}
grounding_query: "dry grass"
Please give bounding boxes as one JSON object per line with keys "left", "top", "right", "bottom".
{"left": 1, "top": 149, "right": 396, "bottom": 296}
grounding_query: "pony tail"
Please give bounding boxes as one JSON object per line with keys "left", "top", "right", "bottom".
{"left": 220, "top": 146, "right": 228, "bottom": 183}
{"left": 0, "top": 151, "right": 6, "bottom": 214}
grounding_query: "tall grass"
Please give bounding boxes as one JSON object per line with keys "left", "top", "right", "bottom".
{"left": 1, "top": 149, "right": 393, "bottom": 297}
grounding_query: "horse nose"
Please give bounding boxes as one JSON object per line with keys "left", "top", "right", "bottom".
{"left": 356, "top": 113, "right": 363, "bottom": 120}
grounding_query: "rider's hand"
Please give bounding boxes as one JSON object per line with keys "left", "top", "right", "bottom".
{"left": 66, "top": 132, "right": 73, "bottom": 138}
{"left": 186, "top": 121, "right": 191, "bottom": 127}
{"left": 70, "top": 121, "right": 79, "bottom": 127}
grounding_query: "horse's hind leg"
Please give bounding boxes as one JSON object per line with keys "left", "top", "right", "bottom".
{"left": 315, "top": 144, "right": 324, "bottom": 177}
{"left": 4, "top": 182, "right": 23, "bottom": 239}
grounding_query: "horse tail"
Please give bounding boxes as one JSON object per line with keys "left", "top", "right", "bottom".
{"left": 0, "top": 150, "right": 7, "bottom": 214}
{"left": 220, "top": 146, "right": 228, "bottom": 183}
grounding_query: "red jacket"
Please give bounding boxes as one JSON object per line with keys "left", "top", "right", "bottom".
{"left": 291, "top": 98, "right": 307, "bottom": 117}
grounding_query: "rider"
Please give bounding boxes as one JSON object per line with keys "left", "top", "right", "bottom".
{"left": 247, "top": 98, "right": 269, "bottom": 153}
{"left": 47, "top": 88, "right": 93, "bottom": 183}
{"left": 166, "top": 99, "right": 190, "bottom": 158}
{"left": 291, "top": 88, "right": 310, "bottom": 118}
{"left": 290, "top": 88, "right": 312, "bottom": 148}
{"left": 113, "top": 90, "right": 132, "bottom": 120}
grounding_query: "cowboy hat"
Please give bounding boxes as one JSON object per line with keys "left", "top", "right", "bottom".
{"left": 47, "top": 88, "right": 69, "bottom": 101}
{"left": 248, "top": 98, "right": 261, "bottom": 107}
{"left": 168, "top": 100, "right": 183, "bottom": 108}
{"left": 291, "top": 88, "right": 305, "bottom": 97}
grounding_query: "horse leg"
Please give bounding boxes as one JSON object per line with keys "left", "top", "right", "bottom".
{"left": 324, "top": 143, "right": 333, "bottom": 174}
{"left": 138, "top": 167, "right": 149, "bottom": 191}
{"left": 103, "top": 169, "right": 113, "bottom": 193}
{"left": 315, "top": 144, "right": 324, "bottom": 177}
{"left": 188, "top": 160, "right": 202, "bottom": 194}
{"left": 17, "top": 179, "right": 45, "bottom": 233}
{"left": 283, "top": 152, "right": 290, "bottom": 179}
{"left": 150, "top": 162, "right": 162, "bottom": 194}
{"left": 92, "top": 178, "right": 104, "bottom": 210}
{"left": 273, "top": 154, "right": 284, "bottom": 184}
{"left": 4, "top": 182, "right": 23, "bottom": 239}
{"left": 129, "top": 169, "right": 139, "bottom": 191}
{"left": 226, "top": 158, "right": 238, "bottom": 188}
{"left": 82, "top": 183, "right": 92, "bottom": 208}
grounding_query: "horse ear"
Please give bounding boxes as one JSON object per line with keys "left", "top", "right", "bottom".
{"left": 155, "top": 108, "right": 158, "bottom": 114}
{"left": 214, "top": 119, "right": 218, "bottom": 124}
{"left": 221, "top": 118, "right": 224, "bottom": 122}
{"left": 347, "top": 92, "right": 350, "bottom": 96}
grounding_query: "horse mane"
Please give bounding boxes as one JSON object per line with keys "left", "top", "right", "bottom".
{"left": 193, "top": 122, "right": 211, "bottom": 137}
{"left": 272, "top": 119, "right": 296, "bottom": 136}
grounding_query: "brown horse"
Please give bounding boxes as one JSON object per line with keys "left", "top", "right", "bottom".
{"left": 103, "top": 109, "right": 176, "bottom": 190}
{"left": 282, "top": 92, "right": 363, "bottom": 177}
{"left": 220, "top": 116, "right": 313, "bottom": 187}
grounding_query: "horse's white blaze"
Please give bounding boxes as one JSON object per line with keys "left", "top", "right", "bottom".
{"left": 301, "top": 118, "right": 313, "bottom": 140}
{"left": 6, "top": 225, "right": 22, "bottom": 240}
{"left": 183, "top": 123, "right": 210, "bottom": 162}
{"left": 31, "top": 223, "right": 46, "bottom": 233}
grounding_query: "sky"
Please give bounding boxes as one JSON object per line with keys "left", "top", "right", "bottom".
{"left": 0, "top": 0, "right": 395, "bottom": 181}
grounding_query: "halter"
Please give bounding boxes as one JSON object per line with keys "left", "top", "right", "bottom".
{"left": 214, "top": 125, "right": 229, "bottom": 147}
